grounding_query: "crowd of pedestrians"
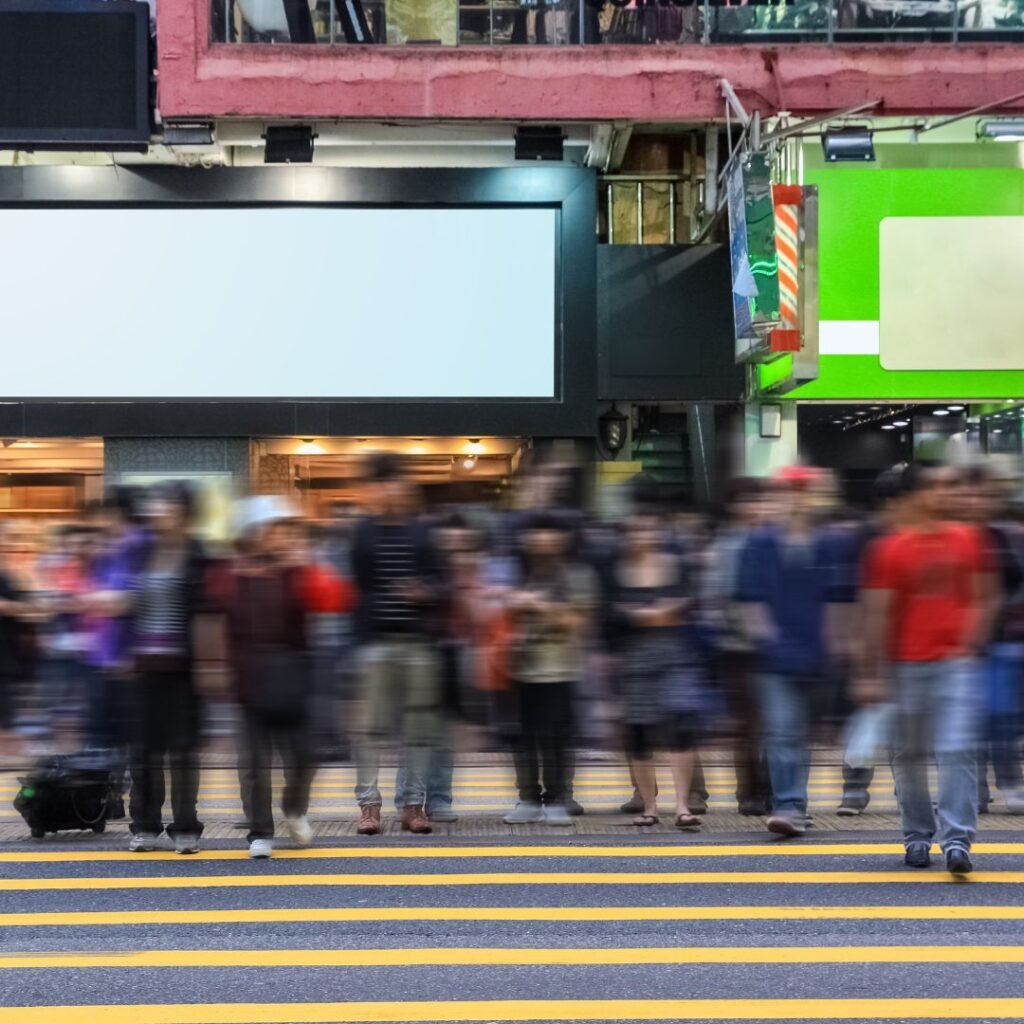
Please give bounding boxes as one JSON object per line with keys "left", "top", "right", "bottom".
{"left": 0, "top": 451, "right": 1022, "bottom": 876}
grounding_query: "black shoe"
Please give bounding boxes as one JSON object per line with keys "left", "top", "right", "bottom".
{"left": 738, "top": 799, "right": 768, "bottom": 816}
{"left": 904, "top": 842, "right": 931, "bottom": 869}
{"left": 767, "top": 812, "right": 807, "bottom": 838}
{"left": 979, "top": 803, "right": 991, "bottom": 815}
{"left": 688, "top": 800, "right": 709, "bottom": 816}
{"left": 566, "top": 798, "right": 585, "bottom": 817}
{"left": 946, "top": 847, "right": 973, "bottom": 876}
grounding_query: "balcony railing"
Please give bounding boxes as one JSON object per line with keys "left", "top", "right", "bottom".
{"left": 213, "top": 0, "right": 1024, "bottom": 45}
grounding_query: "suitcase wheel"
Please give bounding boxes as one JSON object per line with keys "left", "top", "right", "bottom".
{"left": 92, "top": 820, "right": 106, "bottom": 834}
{"left": 30, "top": 827, "right": 46, "bottom": 839}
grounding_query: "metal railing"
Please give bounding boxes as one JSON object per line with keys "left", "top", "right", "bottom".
{"left": 214, "top": 0, "right": 1024, "bottom": 45}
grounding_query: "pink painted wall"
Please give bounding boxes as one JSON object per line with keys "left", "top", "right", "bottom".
{"left": 157, "top": 0, "right": 1024, "bottom": 120}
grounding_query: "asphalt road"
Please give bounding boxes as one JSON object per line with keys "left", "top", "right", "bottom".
{"left": 1, "top": 766, "right": 1023, "bottom": 1023}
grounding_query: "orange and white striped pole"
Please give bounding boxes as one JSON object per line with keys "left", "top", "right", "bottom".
{"left": 771, "top": 184, "right": 802, "bottom": 353}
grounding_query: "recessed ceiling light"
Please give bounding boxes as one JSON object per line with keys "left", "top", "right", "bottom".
{"left": 933, "top": 409, "right": 950, "bottom": 416}
{"left": 948, "top": 405, "right": 965, "bottom": 412}
{"left": 832, "top": 420, "right": 844, "bottom": 425}
{"left": 893, "top": 420, "right": 909, "bottom": 427}
{"left": 993, "top": 428, "right": 1004, "bottom": 434}
{"left": 881, "top": 424, "right": 896, "bottom": 431}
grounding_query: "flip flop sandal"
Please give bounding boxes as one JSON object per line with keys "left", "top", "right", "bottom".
{"left": 675, "top": 814, "right": 702, "bottom": 830}
{"left": 632, "top": 814, "right": 660, "bottom": 827}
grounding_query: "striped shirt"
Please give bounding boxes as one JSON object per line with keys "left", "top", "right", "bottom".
{"left": 371, "top": 525, "right": 418, "bottom": 633}
{"left": 134, "top": 567, "right": 187, "bottom": 656}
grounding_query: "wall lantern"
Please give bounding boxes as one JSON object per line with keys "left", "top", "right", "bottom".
{"left": 598, "top": 403, "right": 629, "bottom": 457}
{"left": 759, "top": 403, "right": 783, "bottom": 439}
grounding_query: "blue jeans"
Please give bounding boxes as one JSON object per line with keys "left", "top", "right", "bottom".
{"left": 394, "top": 728, "right": 454, "bottom": 812}
{"left": 891, "top": 659, "right": 981, "bottom": 852}
{"left": 758, "top": 673, "right": 813, "bottom": 815}
{"left": 979, "top": 645, "right": 1024, "bottom": 796}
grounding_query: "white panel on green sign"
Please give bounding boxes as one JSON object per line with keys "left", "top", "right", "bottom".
{"left": 880, "top": 216, "right": 1024, "bottom": 371}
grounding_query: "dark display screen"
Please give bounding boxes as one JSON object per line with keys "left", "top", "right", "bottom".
{"left": 0, "top": 1, "right": 149, "bottom": 146}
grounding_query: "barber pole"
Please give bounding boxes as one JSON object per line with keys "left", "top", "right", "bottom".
{"left": 771, "top": 184, "right": 803, "bottom": 353}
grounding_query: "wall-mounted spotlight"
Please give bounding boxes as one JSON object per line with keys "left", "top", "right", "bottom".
{"left": 263, "top": 125, "right": 316, "bottom": 164}
{"left": 822, "top": 126, "right": 875, "bottom": 163}
{"left": 514, "top": 125, "right": 565, "bottom": 162}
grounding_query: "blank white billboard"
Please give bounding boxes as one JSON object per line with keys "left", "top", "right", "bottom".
{"left": 0, "top": 206, "right": 557, "bottom": 398}
{"left": 880, "top": 216, "right": 1024, "bottom": 371}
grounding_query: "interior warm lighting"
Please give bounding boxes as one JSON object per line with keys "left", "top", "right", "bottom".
{"left": 462, "top": 456, "right": 478, "bottom": 472}
{"left": 295, "top": 439, "right": 324, "bottom": 455}
{"left": 466, "top": 439, "right": 484, "bottom": 455}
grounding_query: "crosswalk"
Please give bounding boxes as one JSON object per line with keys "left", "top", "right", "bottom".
{"left": 1, "top": 766, "right": 1023, "bottom": 1022}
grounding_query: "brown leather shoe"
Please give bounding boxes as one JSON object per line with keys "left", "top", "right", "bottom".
{"left": 356, "top": 805, "right": 382, "bottom": 836}
{"left": 401, "top": 805, "right": 433, "bottom": 835}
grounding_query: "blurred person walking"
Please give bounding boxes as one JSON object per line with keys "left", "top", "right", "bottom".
{"left": 836, "top": 467, "right": 908, "bottom": 816}
{"left": 350, "top": 454, "right": 444, "bottom": 837}
{"left": 950, "top": 464, "right": 1024, "bottom": 815}
{"left": 99, "top": 484, "right": 210, "bottom": 855}
{"left": 699, "top": 477, "right": 771, "bottom": 817}
{"left": 860, "top": 462, "right": 996, "bottom": 875}
{"left": 209, "top": 496, "right": 350, "bottom": 859}
{"left": 610, "top": 494, "right": 701, "bottom": 830}
{"left": 501, "top": 512, "right": 596, "bottom": 827}
{"left": 0, "top": 523, "right": 32, "bottom": 765}
{"left": 737, "top": 466, "right": 853, "bottom": 837}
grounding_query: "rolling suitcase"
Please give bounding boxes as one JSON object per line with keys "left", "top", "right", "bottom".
{"left": 13, "top": 751, "right": 127, "bottom": 839}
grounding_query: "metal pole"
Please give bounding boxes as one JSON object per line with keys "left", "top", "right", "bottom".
{"left": 636, "top": 181, "right": 644, "bottom": 244}
{"left": 330, "top": 0, "right": 335, "bottom": 43}
{"left": 490, "top": 0, "right": 495, "bottom": 45}
{"left": 607, "top": 183, "right": 615, "bottom": 244}
{"left": 952, "top": 0, "right": 960, "bottom": 43}
{"left": 702, "top": 0, "right": 710, "bottom": 44}
{"left": 827, "top": 0, "right": 835, "bottom": 43}
{"left": 668, "top": 183, "right": 677, "bottom": 245}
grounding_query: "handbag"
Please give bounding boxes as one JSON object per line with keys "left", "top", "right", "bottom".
{"left": 248, "top": 646, "right": 313, "bottom": 723}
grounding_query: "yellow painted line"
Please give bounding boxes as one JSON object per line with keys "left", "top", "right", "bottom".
{"left": 3, "top": 905, "right": 1023, "bottom": 927}
{"left": 1, "top": 842, "right": 1021, "bottom": 864}
{"left": 0, "top": 870, "right": 1016, "bottom": 891}
{"left": 3, "top": 1000, "right": 1024, "bottom": 1022}
{"left": 4, "top": 945, "right": 1024, "bottom": 969}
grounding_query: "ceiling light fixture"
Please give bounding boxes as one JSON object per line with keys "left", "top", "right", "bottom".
{"left": 822, "top": 126, "right": 875, "bottom": 162}
{"left": 933, "top": 409, "right": 950, "bottom": 416}
{"left": 948, "top": 405, "right": 965, "bottom": 412}
{"left": 893, "top": 420, "right": 909, "bottom": 427}
{"left": 978, "top": 118, "right": 1024, "bottom": 142}
{"left": 295, "top": 439, "right": 324, "bottom": 455}
{"left": 881, "top": 424, "right": 896, "bottom": 431}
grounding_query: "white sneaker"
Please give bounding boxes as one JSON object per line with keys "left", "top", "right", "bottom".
{"left": 128, "top": 832, "right": 160, "bottom": 853}
{"left": 502, "top": 801, "right": 544, "bottom": 825}
{"left": 543, "top": 804, "right": 573, "bottom": 827}
{"left": 174, "top": 834, "right": 200, "bottom": 855}
{"left": 248, "top": 839, "right": 273, "bottom": 859}
{"left": 285, "top": 815, "right": 314, "bottom": 847}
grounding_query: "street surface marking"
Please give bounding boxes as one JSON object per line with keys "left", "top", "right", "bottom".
{"left": 3, "top": 999, "right": 1024, "bottom": 1022}
{"left": 2, "top": 945, "right": 1024, "bottom": 968}
{"left": 2, "top": 905, "right": 1022, "bottom": 927}
{"left": 0, "top": 843, "right": 1021, "bottom": 863}
{"left": 0, "top": 870, "right": 1014, "bottom": 891}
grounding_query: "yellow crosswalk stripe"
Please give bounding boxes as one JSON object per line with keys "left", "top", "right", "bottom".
{"left": 2, "top": 905, "right": 1021, "bottom": 927}
{"left": 0, "top": 842, "right": 1020, "bottom": 863}
{"left": 3, "top": 999, "right": 1024, "bottom": 1022}
{"left": 1, "top": 945, "right": 1022, "bottom": 968}
{"left": 0, "top": 870, "right": 1015, "bottom": 891}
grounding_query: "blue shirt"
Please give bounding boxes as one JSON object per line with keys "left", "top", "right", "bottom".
{"left": 736, "top": 526, "right": 850, "bottom": 676}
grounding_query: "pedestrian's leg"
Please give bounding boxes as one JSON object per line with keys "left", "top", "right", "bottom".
{"left": 242, "top": 711, "right": 274, "bottom": 843}
{"left": 891, "top": 665, "right": 938, "bottom": 848}
{"left": 757, "top": 673, "right": 810, "bottom": 815}
{"left": 670, "top": 750, "right": 696, "bottom": 817}
{"left": 625, "top": 726, "right": 657, "bottom": 819}
{"left": 538, "top": 683, "right": 572, "bottom": 806}
{"left": 512, "top": 684, "right": 542, "bottom": 805}
{"left": 934, "top": 659, "right": 981, "bottom": 853}
{"left": 399, "top": 641, "right": 440, "bottom": 811}
{"left": 128, "top": 682, "right": 165, "bottom": 836}
{"left": 280, "top": 717, "right": 315, "bottom": 821}
{"left": 167, "top": 676, "right": 203, "bottom": 838}
{"left": 426, "top": 714, "right": 455, "bottom": 817}
{"left": 688, "top": 753, "right": 709, "bottom": 812}
{"left": 353, "top": 643, "right": 392, "bottom": 810}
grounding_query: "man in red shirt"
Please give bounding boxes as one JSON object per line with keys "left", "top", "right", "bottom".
{"left": 860, "top": 462, "right": 995, "bottom": 875}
